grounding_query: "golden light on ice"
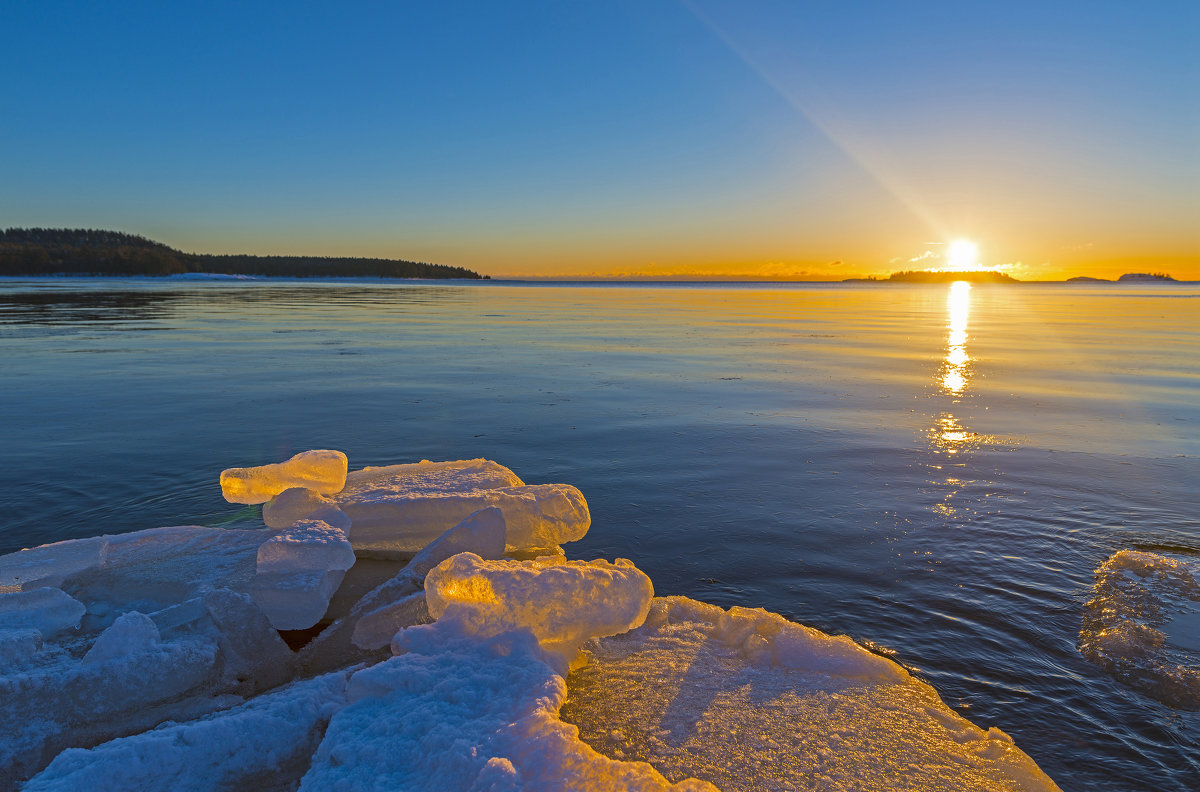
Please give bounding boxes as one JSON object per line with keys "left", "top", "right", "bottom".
{"left": 940, "top": 281, "right": 971, "bottom": 395}
{"left": 945, "top": 239, "right": 979, "bottom": 272}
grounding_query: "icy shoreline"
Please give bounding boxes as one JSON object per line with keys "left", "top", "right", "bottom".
{"left": 1, "top": 452, "right": 1061, "bottom": 790}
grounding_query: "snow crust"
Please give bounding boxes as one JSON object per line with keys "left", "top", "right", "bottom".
{"left": 220, "top": 449, "right": 349, "bottom": 504}
{"left": 1080, "top": 549, "right": 1200, "bottom": 709}
{"left": 0, "top": 450, "right": 1062, "bottom": 789}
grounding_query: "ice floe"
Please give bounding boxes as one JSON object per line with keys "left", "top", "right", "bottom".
{"left": 561, "top": 597, "right": 1058, "bottom": 792}
{"left": 0, "top": 449, "right": 1062, "bottom": 790}
{"left": 1080, "top": 548, "right": 1200, "bottom": 709}
{"left": 220, "top": 449, "right": 349, "bottom": 505}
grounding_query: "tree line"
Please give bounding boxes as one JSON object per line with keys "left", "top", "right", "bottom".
{"left": 0, "top": 228, "right": 486, "bottom": 280}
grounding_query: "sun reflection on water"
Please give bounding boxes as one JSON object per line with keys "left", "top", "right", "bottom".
{"left": 940, "top": 281, "right": 971, "bottom": 396}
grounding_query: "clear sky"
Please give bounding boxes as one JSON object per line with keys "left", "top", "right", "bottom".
{"left": 2, "top": 1, "right": 1196, "bottom": 280}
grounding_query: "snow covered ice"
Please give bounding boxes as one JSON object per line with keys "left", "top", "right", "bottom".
{"left": 0, "top": 449, "right": 1063, "bottom": 790}
{"left": 251, "top": 519, "right": 357, "bottom": 631}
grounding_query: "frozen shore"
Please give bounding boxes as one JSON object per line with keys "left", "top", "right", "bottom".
{"left": 1, "top": 451, "right": 1061, "bottom": 790}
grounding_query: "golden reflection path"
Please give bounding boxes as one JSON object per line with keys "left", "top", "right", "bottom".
{"left": 940, "top": 281, "right": 971, "bottom": 397}
{"left": 929, "top": 282, "right": 980, "bottom": 517}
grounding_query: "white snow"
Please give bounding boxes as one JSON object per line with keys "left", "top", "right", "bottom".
{"left": 220, "top": 449, "right": 349, "bottom": 505}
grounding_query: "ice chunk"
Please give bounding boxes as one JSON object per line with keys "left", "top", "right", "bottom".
{"left": 300, "top": 626, "right": 714, "bottom": 791}
{"left": 64, "top": 526, "right": 265, "bottom": 618}
{"left": 351, "top": 591, "right": 428, "bottom": 650}
{"left": 248, "top": 520, "right": 356, "bottom": 631}
{"left": 341, "top": 483, "right": 590, "bottom": 557}
{"left": 1080, "top": 549, "right": 1200, "bottom": 708}
{"left": 257, "top": 520, "right": 356, "bottom": 576}
{"left": 82, "top": 611, "right": 159, "bottom": 665}
{"left": 342, "top": 457, "right": 524, "bottom": 496}
{"left": 24, "top": 671, "right": 351, "bottom": 792}
{"left": 419, "top": 552, "right": 653, "bottom": 664}
{"left": 0, "top": 536, "right": 106, "bottom": 593}
{"left": 0, "top": 587, "right": 85, "bottom": 636}
{"left": 406, "top": 505, "right": 508, "bottom": 578}
{"left": 300, "top": 507, "right": 507, "bottom": 673}
{"left": 261, "top": 486, "right": 348, "bottom": 529}
{"left": 712, "top": 605, "right": 906, "bottom": 682}
{"left": 220, "top": 449, "right": 348, "bottom": 505}
{"left": 201, "top": 589, "right": 296, "bottom": 693}
{"left": 559, "top": 596, "right": 1060, "bottom": 792}
{"left": 250, "top": 569, "right": 345, "bottom": 631}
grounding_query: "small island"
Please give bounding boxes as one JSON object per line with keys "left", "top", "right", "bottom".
{"left": 0, "top": 228, "right": 486, "bottom": 280}
{"left": 1117, "top": 272, "right": 1176, "bottom": 282}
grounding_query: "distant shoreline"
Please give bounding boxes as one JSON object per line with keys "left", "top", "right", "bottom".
{"left": 0, "top": 228, "right": 486, "bottom": 280}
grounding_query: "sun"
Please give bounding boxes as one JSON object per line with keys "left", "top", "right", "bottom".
{"left": 945, "top": 239, "right": 979, "bottom": 271}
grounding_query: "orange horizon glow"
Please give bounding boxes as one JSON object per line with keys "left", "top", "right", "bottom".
{"left": 153, "top": 226, "right": 1199, "bottom": 283}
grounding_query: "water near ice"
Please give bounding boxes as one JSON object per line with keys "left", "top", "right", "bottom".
{"left": 1, "top": 277, "right": 1197, "bottom": 789}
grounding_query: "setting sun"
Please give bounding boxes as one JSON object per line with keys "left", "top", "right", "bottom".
{"left": 945, "top": 239, "right": 980, "bottom": 271}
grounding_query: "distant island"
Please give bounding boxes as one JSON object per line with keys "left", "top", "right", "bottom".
{"left": 845, "top": 270, "right": 1182, "bottom": 285}
{"left": 1116, "top": 272, "right": 1176, "bottom": 282}
{"left": 845, "top": 270, "right": 1019, "bottom": 284}
{"left": 0, "top": 228, "right": 486, "bottom": 280}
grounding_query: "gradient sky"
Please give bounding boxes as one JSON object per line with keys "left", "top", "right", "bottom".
{"left": 3, "top": 1, "right": 1196, "bottom": 279}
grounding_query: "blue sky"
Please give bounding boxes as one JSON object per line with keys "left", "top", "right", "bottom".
{"left": 2, "top": 1, "right": 1196, "bottom": 278}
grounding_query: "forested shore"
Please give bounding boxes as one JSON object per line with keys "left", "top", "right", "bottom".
{"left": 0, "top": 229, "right": 486, "bottom": 279}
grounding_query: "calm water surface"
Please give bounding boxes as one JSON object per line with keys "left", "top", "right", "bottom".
{"left": 1, "top": 278, "right": 1197, "bottom": 790}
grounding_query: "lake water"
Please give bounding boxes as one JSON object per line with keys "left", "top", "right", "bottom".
{"left": 1, "top": 277, "right": 1197, "bottom": 789}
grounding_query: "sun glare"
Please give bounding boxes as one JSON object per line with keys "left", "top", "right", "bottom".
{"left": 945, "top": 239, "right": 979, "bottom": 272}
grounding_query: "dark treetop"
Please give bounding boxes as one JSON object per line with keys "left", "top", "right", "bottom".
{"left": 0, "top": 228, "right": 486, "bottom": 280}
